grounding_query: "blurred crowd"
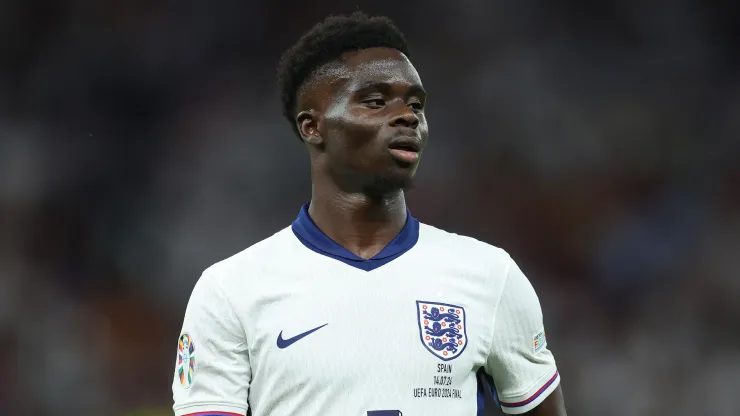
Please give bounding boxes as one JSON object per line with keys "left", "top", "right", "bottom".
{"left": 1, "top": 1, "right": 738, "bottom": 415}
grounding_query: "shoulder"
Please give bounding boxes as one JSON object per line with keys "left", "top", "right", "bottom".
{"left": 417, "top": 222, "right": 513, "bottom": 273}
{"left": 418, "top": 222, "right": 511, "bottom": 261}
{"left": 199, "top": 226, "right": 298, "bottom": 289}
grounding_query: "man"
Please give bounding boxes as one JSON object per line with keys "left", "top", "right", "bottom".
{"left": 172, "top": 12, "right": 567, "bottom": 416}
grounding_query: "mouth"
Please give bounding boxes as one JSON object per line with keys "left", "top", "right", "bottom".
{"left": 388, "top": 136, "right": 422, "bottom": 153}
{"left": 388, "top": 136, "right": 422, "bottom": 164}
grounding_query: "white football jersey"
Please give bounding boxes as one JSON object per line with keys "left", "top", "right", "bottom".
{"left": 172, "top": 204, "right": 560, "bottom": 416}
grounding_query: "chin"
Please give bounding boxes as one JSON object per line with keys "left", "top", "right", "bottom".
{"left": 363, "top": 173, "right": 416, "bottom": 195}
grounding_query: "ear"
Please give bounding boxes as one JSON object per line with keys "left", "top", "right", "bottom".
{"left": 296, "top": 110, "right": 322, "bottom": 145}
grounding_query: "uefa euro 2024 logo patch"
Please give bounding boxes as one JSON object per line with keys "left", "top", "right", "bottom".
{"left": 177, "top": 333, "right": 195, "bottom": 389}
{"left": 533, "top": 328, "right": 547, "bottom": 354}
{"left": 416, "top": 301, "right": 467, "bottom": 361}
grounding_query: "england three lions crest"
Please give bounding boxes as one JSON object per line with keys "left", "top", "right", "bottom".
{"left": 416, "top": 301, "right": 468, "bottom": 361}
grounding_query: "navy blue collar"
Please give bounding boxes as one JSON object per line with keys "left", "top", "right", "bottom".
{"left": 291, "top": 203, "right": 420, "bottom": 271}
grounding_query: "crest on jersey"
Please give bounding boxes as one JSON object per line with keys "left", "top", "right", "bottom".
{"left": 416, "top": 301, "right": 468, "bottom": 361}
{"left": 177, "top": 333, "right": 195, "bottom": 388}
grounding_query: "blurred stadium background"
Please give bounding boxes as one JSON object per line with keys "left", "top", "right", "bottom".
{"left": 1, "top": 1, "right": 738, "bottom": 415}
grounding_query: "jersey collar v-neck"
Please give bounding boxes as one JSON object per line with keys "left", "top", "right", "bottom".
{"left": 291, "top": 202, "right": 420, "bottom": 271}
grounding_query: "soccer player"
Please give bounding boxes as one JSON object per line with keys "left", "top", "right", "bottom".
{"left": 172, "top": 12, "right": 567, "bottom": 416}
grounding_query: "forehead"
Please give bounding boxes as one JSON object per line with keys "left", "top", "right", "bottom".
{"left": 325, "top": 47, "right": 422, "bottom": 92}
{"left": 297, "top": 48, "right": 423, "bottom": 110}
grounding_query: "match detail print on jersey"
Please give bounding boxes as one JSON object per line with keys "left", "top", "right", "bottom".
{"left": 416, "top": 301, "right": 467, "bottom": 361}
{"left": 177, "top": 333, "right": 196, "bottom": 389}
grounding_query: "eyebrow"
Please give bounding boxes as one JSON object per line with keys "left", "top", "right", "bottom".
{"left": 353, "top": 80, "right": 427, "bottom": 98}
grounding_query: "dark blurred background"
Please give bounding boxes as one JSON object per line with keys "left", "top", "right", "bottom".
{"left": 1, "top": 1, "right": 739, "bottom": 415}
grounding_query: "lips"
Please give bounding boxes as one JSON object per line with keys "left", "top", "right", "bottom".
{"left": 388, "top": 135, "right": 422, "bottom": 153}
{"left": 387, "top": 135, "right": 422, "bottom": 164}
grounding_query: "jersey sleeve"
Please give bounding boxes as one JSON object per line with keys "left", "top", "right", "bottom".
{"left": 484, "top": 256, "right": 560, "bottom": 415}
{"left": 172, "top": 271, "right": 251, "bottom": 416}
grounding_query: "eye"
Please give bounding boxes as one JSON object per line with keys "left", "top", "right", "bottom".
{"left": 363, "top": 98, "right": 385, "bottom": 108}
{"left": 408, "top": 101, "right": 424, "bottom": 111}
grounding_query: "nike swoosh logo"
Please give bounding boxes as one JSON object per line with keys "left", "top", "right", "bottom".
{"left": 276, "top": 323, "right": 328, "bottom": 349}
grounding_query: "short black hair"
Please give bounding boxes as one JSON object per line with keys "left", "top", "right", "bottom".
{"left": 277, "top": 12, "right": 411, "bottom": 138}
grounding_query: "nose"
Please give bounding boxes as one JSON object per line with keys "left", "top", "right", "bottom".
{"left": 389, "top": 106, "right": 419, "bottom": 129}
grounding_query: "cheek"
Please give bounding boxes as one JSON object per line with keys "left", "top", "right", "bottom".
{"left": 419, "top": 118, "right": 429, "bottom": 138}
{"left": 323, "top": 111, "right": 382, "bottom": 151}
{"left": 412, "top": 116, "right": 429, "bottom": 147}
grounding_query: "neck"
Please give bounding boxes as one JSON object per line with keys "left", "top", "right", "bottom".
{"left": 308, "top": 182, "right": 408, "bottom": 260}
